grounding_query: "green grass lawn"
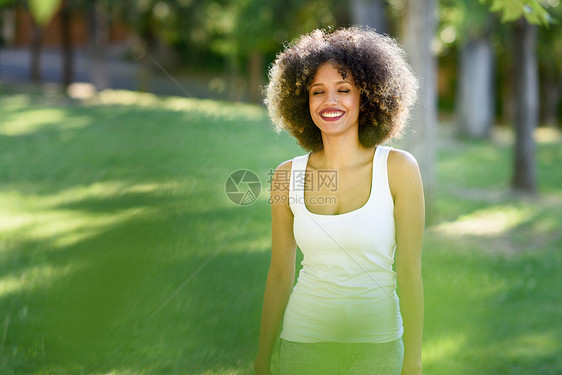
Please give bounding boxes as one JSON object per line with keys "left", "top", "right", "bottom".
{"left": 0, "top": 87, "right": 560, "bottom": 375}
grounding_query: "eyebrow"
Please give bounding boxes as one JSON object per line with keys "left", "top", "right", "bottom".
{"left": 310, "top": 81, "right": 351, "bottom": 88}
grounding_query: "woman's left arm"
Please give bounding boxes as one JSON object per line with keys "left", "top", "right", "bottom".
{"left": 388, "top": 149, "right": 425, "bottom": 375}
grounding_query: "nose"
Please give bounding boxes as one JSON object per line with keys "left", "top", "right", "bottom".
{"left": 325, "top": 89, "right": 338, "bottom": 105}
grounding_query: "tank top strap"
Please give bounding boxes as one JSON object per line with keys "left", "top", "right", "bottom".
{"left": 372, "top": 146, "right": 393, "bottom": 206}
{"left": 289, "top": 152, "right": 311, "bottom": 213}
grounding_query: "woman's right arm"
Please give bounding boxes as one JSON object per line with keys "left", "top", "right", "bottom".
{"left": 254, "top": 161, "right": 297, "bottom": 375}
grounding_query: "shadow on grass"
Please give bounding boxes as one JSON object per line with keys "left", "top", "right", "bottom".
{"left": 1, "top": 199, "right": 270, "bottom": 374}
{"left": 2, "top": 94, "right": 560, "bottom": 374}
{"left": 422, "top": 210, "right": 562, "bottom": 374}
{"left": 0, "top": 96, "right": 282, "bottom": 374}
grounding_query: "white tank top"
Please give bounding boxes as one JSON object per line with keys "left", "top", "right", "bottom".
{"left": 280, "top": 146, "right": 403, "bottom": 343}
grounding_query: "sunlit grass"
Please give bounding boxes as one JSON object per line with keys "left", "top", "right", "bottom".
{"left": 0, "top": 88, "right": 292, "bottom": 375}
{"left": 433, "top": 204, "right": 534, "bottom": 236}
{"left": 0, "top": 264, "right": 72, "bottom": 299}
{"left": 3, "top": 111, "right": 94, "bottom": 138}
{"left": 0, "top": 87, "right": 560, "bottom": 374}
{"left": 503, "top": 332, "right": 559, "bottom": 358}
{"left": 422, "top": 333, "right": 466, "bottom": 368}
{"left": 0, "top": 182, "right": 170, "bottom": 249}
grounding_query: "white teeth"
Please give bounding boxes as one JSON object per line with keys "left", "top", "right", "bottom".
{"left": 321, "top": 112, "right": 343, "bottom": 118}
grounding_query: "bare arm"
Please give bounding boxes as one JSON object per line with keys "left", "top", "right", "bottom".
{"left": 254, "top": 161, "right": 297, "bottom": 375}
{"left": 389, "top": 150, "right": 425, "bottom": 375}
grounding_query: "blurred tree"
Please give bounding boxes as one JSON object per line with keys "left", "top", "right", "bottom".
{"left": 538, "top": 3, "right": 562, "bottom": 128}
{"left": 86, "top": 0, "right": 110, "bottom": 91}
{"left": 214, "top": 0, "right": 276, "bottom": 101}
{"left": 0, "top": 0, "right": 18, "bottom": 78}
{"left": 29, "top": 18, "right": 41, "bottom": 82}
{"left": 438, "top": 0, "right": 554, "bottom": 194}
{"left": 494, "top": 23, "right": 515, "bottom": 127}
{"left": 27, "top": 0, "right": 63, "bottom": 83}
{"left": 78, "top": 0, "right": 345, "bottom": 100}
{"left": 483, "top": 0, "right": 553, "bottom": 195}
{"left": 333, "top": 0, "right": 352, "bottom": 26}
{"left": 480, "top": 0, "right": 552, "bottom": 26}
{"left": 351, "top": 0, "right": 388, "bottom": 33}
{"left": 119, "top": 0, "right": 158, "bottom": 92}
{"left": 119, "top": 0, "right": 222, "bottom": 92}
{"left": 457, "top": 33, "right": 494, "bottom": 138}
{"left": 206, "top": 0, "right": 338, "bottom": 102}
{"left": 0, "top": 0, "right": 14, "bottom": 8}
{"left": 59, "top": 0, "right": 73, "bottom": 89}
{"left": 28, "top": 0, "right": 61, "bottom": 25}
{"left": 0, "top": 0, "right": 17, "bottom": 44}
{"left": 441, "top": 0, "right": 495, "bottom": 139}
{"left": 402, "top": 0, "right": 437, "bottom": 203}
{"left": 511, "top": 17, "right": 538, "bottom": 194}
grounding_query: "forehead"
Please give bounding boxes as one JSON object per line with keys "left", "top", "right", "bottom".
{"left": 311, "top": 63, "right": 352, "bottom": 83}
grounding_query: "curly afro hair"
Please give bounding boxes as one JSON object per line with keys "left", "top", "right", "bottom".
{"left": 265, "top": 27, "right": 419, "bottom": 152}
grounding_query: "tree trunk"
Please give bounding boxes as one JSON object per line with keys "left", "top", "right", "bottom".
{"left": 227, "top": 56, "right": 243, "bottom": 101}
{"left": 30, "top": 19, "right": 42, "bottom": 83}
{"left": 135, "top": 25, "right": 156, "bottom": 93}
{"left": 351, "top": 0, "right": 388, "bottom": 33}
{"left": 248, "top": 51, "right": 264, "bottom": 103}
{"left": 0, "top": 9, "right": 4, "bottom": 77}
{"left": 540, "top": 64, "right": 560, "bottom": 128}
{"left": 456, "top": 35, "right": 494, "bottom": 138}
{"left": 60, "top": 0, "right": 73, "bottom": 89}
{"left": 87, "top": 0, "right": 109, "bottom": 91}
{"left": 333, "top": 1, "right": 351, "bottom": 27}
{"left": 501, "top": 60, "right": 514, "bottom": 126}
{"left": 402, "top": 0, "right": 437, "bottom": 203}
{"left": 511, "top": 17, "right": 538, "bottom": 195}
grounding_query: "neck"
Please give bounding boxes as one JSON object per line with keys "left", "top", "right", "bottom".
{"left": 316, "top": 130, "right": 371, "bottom": 169}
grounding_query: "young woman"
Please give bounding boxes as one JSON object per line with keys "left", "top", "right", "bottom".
{"left": 255, "top": 27, "right": 424, "bottom": 375}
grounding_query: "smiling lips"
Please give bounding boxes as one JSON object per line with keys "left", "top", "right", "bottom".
{"left": 319, "top": 108, "right": 345, "bottom": 121}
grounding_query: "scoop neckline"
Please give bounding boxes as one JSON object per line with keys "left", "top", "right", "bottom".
{"left": 302, "top": 147, "right": 378, "bottom": 217}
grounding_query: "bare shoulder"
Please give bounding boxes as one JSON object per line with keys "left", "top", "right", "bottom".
{"left": 271, "top": 159, "right": 293, "bottom": 188}
{"left": 388, "top": 148, "right": 419, "bottom": 173}
{"left": 270, "top": 159, "right": 293, "bottom": 206}
{"left": 387, "top": 149, "right": 423, "bottom": 198}
{"left": 275, "top": 159, "right": 293, "bottom": 173}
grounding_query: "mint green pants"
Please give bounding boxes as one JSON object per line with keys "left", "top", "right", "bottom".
{"left": 279, "top": 338, "right": 404, "bottom": 375}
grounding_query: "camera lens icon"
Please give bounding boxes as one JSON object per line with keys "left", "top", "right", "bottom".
{"left": 225, "top": 169, "right": 261, "bottom": 206}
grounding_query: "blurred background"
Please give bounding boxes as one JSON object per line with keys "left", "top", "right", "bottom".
{"left": 0, "top": 0, "right": 560, "bottom": 114}
{"left": 0, "top": 0, "right": 561, "bottom": 374}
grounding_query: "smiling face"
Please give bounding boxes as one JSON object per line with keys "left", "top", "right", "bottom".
{"left": 308, "top": 63, "right": 361, "bottom": 139}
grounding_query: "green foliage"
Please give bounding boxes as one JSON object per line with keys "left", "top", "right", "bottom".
{"left": 28, "top": 0, "right": 63, "bottom": 26}
{"left": 437, "top": 0, "right": 494, "bottom": 52}
{"left": 0, "top": 0, "right": 15, "bottom": 8}
{"left": 438, "top": 0, "right": 558, "bottom": 53}
{"left": 103, "top": 0, "right": 342, "bottom": 72}
{"left": 538, "top": 2, "right": 562, "bottom": 66}
{"left": 208, "top": 0, "right": 338, "bottom": 59}
{"left": 479, "top": 0, "right": 553, "bottom": 26}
